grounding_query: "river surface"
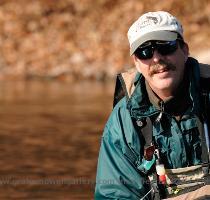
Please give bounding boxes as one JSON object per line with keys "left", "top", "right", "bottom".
{"left": 0, "top": 80, "right": 114, "bottom": 199}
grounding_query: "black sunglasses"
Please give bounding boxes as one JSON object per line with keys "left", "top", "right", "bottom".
{"left": 134, "top": 40, "right": 179, "bottom": 60}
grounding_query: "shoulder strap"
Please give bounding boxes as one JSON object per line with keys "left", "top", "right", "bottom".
{"left": 197, "top": 114, "right": 209, "bottom": 165}
{"left": 200, "top": 63, "right": 210, "bottom": 79}
{"left": 113, "top": 68, "right": 137, "bottom": 108}
{"left": 139, "top": 117, "right": 153, "bottom": 148}
{"left": 113, "top": 74, "right": 125, "bottom": 108}
{"left": 200, "top": 89, "right": 210, "bottom": 164}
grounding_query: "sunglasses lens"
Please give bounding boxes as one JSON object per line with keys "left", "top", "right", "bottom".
{"left": 134, "top": 46, "right": 154, "bottom": 60}
{"left": 157, "top": 40, "right": 178, "bottom": 55}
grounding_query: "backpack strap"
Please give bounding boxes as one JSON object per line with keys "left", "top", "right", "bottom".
{"left": 198, "top": 62, "right": 210, "bottom": 169}
{"left": 200, "top": 63, "right": 210, "bottom": 80}
{"left": 199, "top": 60, "right": 210, "bottom": 162}
{"left": 135, "top": 117, "right": 163, "bottom": 200}
{"left": 113, "top": 74, "right": 125, "bottom": 108}
{"left": 197, "top": 116, "right": 209, "bottom": 165}
{"left": 200, "top": 89, "right": 210, "bottom": 166}
{"left": 113, "top": 68, "right": 137, "bottom": 108}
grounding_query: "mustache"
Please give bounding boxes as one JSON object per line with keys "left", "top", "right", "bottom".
{"left": 149, "top": 60, "right": 176, "bottom": 76}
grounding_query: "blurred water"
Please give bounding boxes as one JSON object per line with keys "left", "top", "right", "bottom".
{"left": 0, "top": 80, "right": 114, "bottom": 199}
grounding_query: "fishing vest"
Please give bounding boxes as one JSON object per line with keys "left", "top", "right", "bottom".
{"left": 113, "top": 60, "right": 210, "bottom": 199}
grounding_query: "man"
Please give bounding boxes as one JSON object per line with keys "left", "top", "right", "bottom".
{"left": 95, "top": 11, "right": 210, "bottom": 199}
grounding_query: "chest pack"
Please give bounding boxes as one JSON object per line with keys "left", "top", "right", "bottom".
{"left": 113, "top": 64, "right": 210, "bottom": 199}
{"left": 136, "top": 91, "right": 210, "bottom": 200}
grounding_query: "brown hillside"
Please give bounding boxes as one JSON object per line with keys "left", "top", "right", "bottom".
{"left": 0, "top": 0, "right": 210, "bottom": 81}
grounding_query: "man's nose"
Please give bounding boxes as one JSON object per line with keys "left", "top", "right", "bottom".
{"left": 152, "top": 50, "right": 163, "bottom": 63}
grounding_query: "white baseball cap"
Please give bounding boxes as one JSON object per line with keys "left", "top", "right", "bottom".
{"left": 128, "top": 11, "right": 183, "bottom": 55}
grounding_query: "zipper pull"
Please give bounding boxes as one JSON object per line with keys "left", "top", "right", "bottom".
{"left": 156, "top": 101, "right": 164, "bottom": 123}
{"left": 156, "top": 112, "right": 163, "bottom": 123}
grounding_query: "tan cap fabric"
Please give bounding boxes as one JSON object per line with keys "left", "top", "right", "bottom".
{"left": 127, "top": 11, "right": 183, "bottom": 55}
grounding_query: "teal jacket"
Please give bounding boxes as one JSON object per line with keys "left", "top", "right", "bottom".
{"left": 95, "top": 58, "right": 210, "bottom": 199}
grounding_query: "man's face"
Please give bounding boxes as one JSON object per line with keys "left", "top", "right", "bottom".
{"left": 133, "top": 40, "right": 189, "bottom": 95}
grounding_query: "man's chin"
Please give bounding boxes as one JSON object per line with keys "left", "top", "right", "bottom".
{"left": 152, "top": 78, "right": 175, "bottom": 90}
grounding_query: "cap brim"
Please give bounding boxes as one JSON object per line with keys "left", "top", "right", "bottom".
{"left": 130, "top": 31, "right": 178, "bottom": 55}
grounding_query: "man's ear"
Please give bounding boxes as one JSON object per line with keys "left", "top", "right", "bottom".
{"left": 132, "top": 55, "right": 141, "bottom": 73}
{"left": 183, "top": 43, "right": 189, "bottom": 62}
{"left": 132, "top": 55, "right": 139, "bottom": 66}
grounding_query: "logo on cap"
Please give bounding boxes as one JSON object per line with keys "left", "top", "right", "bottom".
{"left": 138, "top": 16, "right": 158, "bottom": 29}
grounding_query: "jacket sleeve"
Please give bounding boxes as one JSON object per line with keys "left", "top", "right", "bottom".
{"left": 94, "top": 108, "right": 150, "bottom": 199}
